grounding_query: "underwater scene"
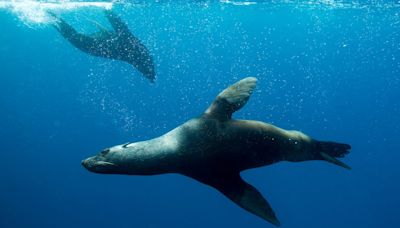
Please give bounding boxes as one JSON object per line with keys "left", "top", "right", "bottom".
{"left": 0, "top": 0, "right": 399, "bottom": 227}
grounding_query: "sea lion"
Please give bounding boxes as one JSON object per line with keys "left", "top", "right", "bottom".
{"left": 51, "top": 10, "right": 155, "bottom": 82}
{"left": 82, "top": 77, "right": 351, "bottom": 226}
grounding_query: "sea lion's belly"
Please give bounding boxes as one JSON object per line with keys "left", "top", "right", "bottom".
{"left": 174, "top": 118, "right": 285, "bottom": 173}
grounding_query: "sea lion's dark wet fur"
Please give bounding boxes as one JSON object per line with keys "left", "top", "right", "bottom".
{"left": 52, "top": 10, "right": 155, "bottom": 82}
{"left": 82, "top": 77, "right": 351, "bottom": 226}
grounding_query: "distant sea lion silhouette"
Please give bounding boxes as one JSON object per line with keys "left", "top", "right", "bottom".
{"left": 51, "top": 10, "right": 155, "bottom": 82}
{"left": 82, "top": 77, "right": 351, "bottom": 226}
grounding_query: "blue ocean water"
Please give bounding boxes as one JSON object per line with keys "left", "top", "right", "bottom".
{"left": 1, "top": 0, "right": 399, "bottom": 227}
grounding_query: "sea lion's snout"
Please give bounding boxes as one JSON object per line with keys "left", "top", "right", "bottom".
{"left": 81, "top": 156, "right": 118, "bottom": 174}
{"left": 137, "top": 65, "right": 156, "bottom": 82}
{"left": 81, "top": 157, "right": 95, "bottom": 171}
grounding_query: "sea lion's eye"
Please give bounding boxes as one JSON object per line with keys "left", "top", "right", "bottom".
{"left": 101, "top": 149, "right": 110, "bottom": 155}
{"left": 122, "top": 142, "right": 131, "bottom": 148}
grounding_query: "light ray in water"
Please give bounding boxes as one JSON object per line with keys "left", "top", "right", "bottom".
{"left": 0, "top": 0, "right": 114, "bottom": 25}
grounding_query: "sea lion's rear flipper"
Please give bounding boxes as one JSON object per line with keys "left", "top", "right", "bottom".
{"left": 205, "top": 77, "right": 258, "bottom": 120}
{"left": 48, "top": 12, "right": 91, "bottom": 51}
{"left": 48, "top": 12, "right": 69, "bottom": 33}
{"left": 104, "top": 10, "right": 131, "bottom": 36}
{"left": 193, "top": 173, "right": 280, "bottom": 226}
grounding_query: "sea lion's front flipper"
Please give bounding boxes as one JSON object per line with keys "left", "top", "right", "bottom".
{"left": 86, "top": 18, "right": 112, "bottom": 36}
{"left": 205, "top": 77, "right": 258, "bottom": 120}
{"left": 193, "top": 173, "right": 280, "bottom": 226}
{"left": 317, "top": 141, "right": 351, "bottom": 170}
{"left": 104, "top": 10, "right": 131, "bottom": 36}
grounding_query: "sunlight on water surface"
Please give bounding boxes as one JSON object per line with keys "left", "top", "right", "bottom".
{"left": 0, "top": 0, "right": 113, "bottom": 25}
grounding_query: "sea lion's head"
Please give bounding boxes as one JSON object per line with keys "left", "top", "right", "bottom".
{"left": 138, "top": 62, "right": 156, "bottom": 83}
{"left": 82, "top": 141, "right": 157, "bottom": 175}
{"left": 82, "top": 142, "right": 139, "bottom": 174}
{"left": 82, "top": 147, "right": 122, "bottom": 174}
{"left": 127, "top": 51, "right": 156, "bottom": 83}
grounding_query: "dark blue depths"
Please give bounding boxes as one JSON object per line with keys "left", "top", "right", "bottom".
{"left": 0, "top": 1, "right": 399, "bottom": 228}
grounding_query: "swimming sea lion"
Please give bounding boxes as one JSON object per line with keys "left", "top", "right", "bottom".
{"left": 51, "top": 10, "right": 155, "bottom": 82}
{"left": 82, "top": 77, "right": 351, "bottom": 226}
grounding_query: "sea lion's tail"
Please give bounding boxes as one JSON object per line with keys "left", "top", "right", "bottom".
{"left": 316, "top": 141, "right": 351, "bottom": 170}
